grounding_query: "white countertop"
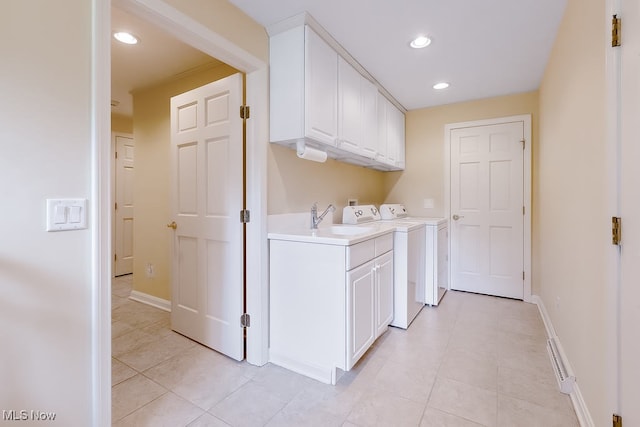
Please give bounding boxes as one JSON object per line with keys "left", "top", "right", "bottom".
{"left": 267, "top": 221, "right": 422, "bottom": 246}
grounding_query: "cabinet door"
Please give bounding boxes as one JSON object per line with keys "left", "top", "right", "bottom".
{"left": 387, "top": 103, "right": 405, "bottom": 169}
{"left": 346, "top": 260, "right": 375, "bottom": 370}
{"left": 338, "top": 57, "right": 378, "bottom": 159}
{"left": 305, "top": 26, "right": 338, "bottom": 146}
{"left": 377, "top": 95, "right": 404, "bottom": 168}
{"left": 376, "top": 92, "right": 388, "bottom": 163}
{"left": 375, "top": 251, "right": 394, "bottom": 338}
{"left": 360, "top": 78, "right": 378, "bottom": 159}
{"left": 338, "top": 57, "right": 362, "bottom": 154}
{"left": 395, "top": 108, "right": 406, "bottom": 169}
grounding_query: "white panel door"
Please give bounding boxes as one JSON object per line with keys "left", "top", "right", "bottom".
{"left": 169, "top": 74, "right": 244, "bottom": 361}
{"left": 114, "top": 134, "right": 134, "bottom": 276}
{"left": 450, "top": 121, "right": 524, "bottom": 299}
{"left": 619, "top": 0, "right": 640, "bottom": 422}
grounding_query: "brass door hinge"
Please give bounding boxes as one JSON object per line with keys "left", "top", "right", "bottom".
{"left": 612, "top": 15, "right": 621, "bottom": 47}
{"left": 240, "top": 105, "right": 250, "bottom": 119}
{"left": 612, "top": 217, "right": 622, "bottom": 245}
{"left": 613, "top": 413, "right": 622, "bottom": 427}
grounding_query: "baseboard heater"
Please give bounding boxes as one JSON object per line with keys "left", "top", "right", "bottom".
{"left": 547, "top": 336, "right": 575, "bottom": 394}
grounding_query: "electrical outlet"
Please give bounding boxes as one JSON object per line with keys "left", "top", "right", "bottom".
{"left": 555, "top": 296, "right": 561, "bottom": 309}
{"left": 146, "top": 263, "right": 155, "bottom": 278}
{"left": 423, "top": 198, "right": 434, "bottom": 209}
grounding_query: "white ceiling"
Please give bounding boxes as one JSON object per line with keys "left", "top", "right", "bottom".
{"left": 111, "top": 1, "right": 567, "bottom": 116}
{"left": 111, "top": 7, "right": 221, "bottom": 117}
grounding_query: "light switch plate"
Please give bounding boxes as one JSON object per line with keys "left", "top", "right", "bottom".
{"left": 46, "top": 199, "right": 87, "bottom": 231}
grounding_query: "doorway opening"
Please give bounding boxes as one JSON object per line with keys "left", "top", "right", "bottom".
{"left": 98, "top": 0, "right": 269, "bottom": 422}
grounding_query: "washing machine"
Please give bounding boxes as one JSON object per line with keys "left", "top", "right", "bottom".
{"left": 379, "top": 204, "right": 448, "bottom": 306}
{"left": 343, "top": 205, "right": 425, "bottom": 328}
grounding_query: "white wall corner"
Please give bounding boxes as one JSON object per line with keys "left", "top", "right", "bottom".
{"left": 129, "top": 290, "right": 171, "bottom": 312}
{"left": 531, "top": 295, "right": 595, "bottom": 427}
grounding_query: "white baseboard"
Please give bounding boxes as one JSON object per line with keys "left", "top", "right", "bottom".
{"left": 269, "top": 351, "right": 336, "bottom": 385}
{"left": 129, "top": 290, "right": 171, "bottom": 312}
{"left": 531, "top": 295, "right": 595, "bottom": 427}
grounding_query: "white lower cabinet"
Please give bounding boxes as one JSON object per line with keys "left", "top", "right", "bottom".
{"left": 346, "top": 250, "right": 393, "bottom": 369}
{"left": 374, "top": 251, "right": 394, "bottom": 337}
{"left": 269, "top": 232, "right": 393, "bottom": 384}
{"left": 346, "top": 260, "right": 375, "bottom": 369}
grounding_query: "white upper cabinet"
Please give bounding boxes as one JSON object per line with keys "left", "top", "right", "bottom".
{"left": 377, "top": 94, "right": 406, "bottom": 170}
{"left": 304, "top": 27, "right": 339, "bottom": 146}
{"left": 270, "top": 25, "right": 338, "bottom": 147}
{"left": 269, "top": 17, "right": 405, "bottom": 171}
{"left": 338, "top": 57, "right": 378, "bottom": 159}
{"left": 389, "top": 102, "right": 406, "bottom": 169}
{"left": 361, "top": 78, "right": 379, "bottom": 159}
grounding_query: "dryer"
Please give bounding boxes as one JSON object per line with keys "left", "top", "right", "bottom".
{"left": 379, "top": 204, "right": 448, "bottom": 306}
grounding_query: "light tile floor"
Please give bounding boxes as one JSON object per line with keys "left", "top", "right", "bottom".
{"left": 111, "top": 275, "right": 579, "bottom": 426}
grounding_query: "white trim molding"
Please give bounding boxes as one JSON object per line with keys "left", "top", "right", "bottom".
{"left": 91, "top": 0, "right": 112, "bottom": 425}
{"left": 129, "top": 290, "right": 171, "bottom": 312}
{"left": 532, "top": 295, "right": 595, "bottom": 427}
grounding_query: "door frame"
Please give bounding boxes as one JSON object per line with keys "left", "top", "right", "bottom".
{"left": 444, "top": 114, "right": 532, "bottom": 302}
{"left": 604, "top": 0, "right": 622, "bottom": 422}
{"left": 91, "top": 0, "right": 269, "bottom": 424}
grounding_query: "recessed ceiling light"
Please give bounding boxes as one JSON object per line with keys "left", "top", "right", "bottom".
{"left": 433, "top": 82, "right": 450, "bottom": 90}
{"left": 113, "top": 32, "right": 139, "bottom": 45}
{"left": 410, "top": 35, "right": 431, "bottom": 49}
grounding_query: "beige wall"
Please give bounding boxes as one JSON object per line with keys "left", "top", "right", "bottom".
{"left": 112, "top": 113, "right": 133, "bottom": 134}
{"left": 0, "top": 1, "right": 94, "bottom": 424}
{"left": 537, "top": 0, "right": 607, "bottom": 424}
{"left": 385, "top": 92, "right": 538, "bottom": 218}
{"left": 162, "top": 0, "right": 268, "bottom": 63}
{"left": 132, "top": 63, "right": 238, "bottom": 300}
{"left": 268, "top": 144, "right": 386, "bottom": 221}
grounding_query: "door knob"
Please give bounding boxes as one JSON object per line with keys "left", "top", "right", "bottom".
{"left": 167, "top": 221, "right": 177, "bottom": 230}
{"left": 452, "top": 214, "right": 464, "bottom": 221}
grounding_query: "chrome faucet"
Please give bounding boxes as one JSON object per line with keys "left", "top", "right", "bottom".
{"left": 311, "top": 202, "right": 336, "bottom": 229}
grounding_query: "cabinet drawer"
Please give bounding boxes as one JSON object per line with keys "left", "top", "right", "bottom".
{"left": 374, "top": 233, "right": 393, "bottom": 256}
{"left": 346, "top": 239, "right": 375, "bottom": 270}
